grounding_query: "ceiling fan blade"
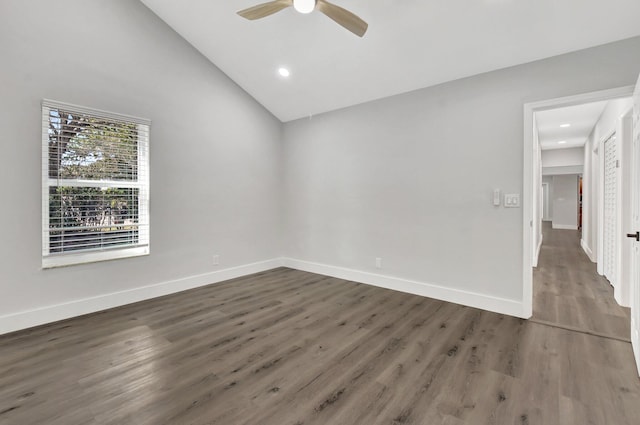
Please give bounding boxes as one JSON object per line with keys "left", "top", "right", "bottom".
{"left": 316, "top": 0, "right": 368, "bottom": 37}
{"left": 237, "top": 0, "right": 293, "bottom": 20}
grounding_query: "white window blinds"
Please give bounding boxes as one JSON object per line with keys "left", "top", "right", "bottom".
{"left": 42, "top": 100, "right": 150, "bottom": 268}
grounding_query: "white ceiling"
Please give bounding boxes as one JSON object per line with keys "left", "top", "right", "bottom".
{"left": 535, "top": 101, "right": 609, "bottom": 150}
{"left": 140, "top": 0, "right": 640, "bottom": 122}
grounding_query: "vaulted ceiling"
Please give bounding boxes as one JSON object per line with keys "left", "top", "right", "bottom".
{"left": 141, "top": 0, "right": 640, "bottom": 122}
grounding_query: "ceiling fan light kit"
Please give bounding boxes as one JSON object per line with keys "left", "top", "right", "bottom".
{"left": 237, "top": 0, "right": 368, "bottom": 37}
{"left": 293, "top": 0, "right": 315, "bottom": 14}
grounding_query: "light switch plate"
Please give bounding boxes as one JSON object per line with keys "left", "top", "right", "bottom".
{"left": 504, "top": 194, "right": 520, "bottom": 208}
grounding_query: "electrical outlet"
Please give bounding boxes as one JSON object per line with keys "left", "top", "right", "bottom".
{"left": 212, "top": 254, "right": 220, "bottom": 265}
{"left": 375, "top": 257, "right": 382, "bottom": 269}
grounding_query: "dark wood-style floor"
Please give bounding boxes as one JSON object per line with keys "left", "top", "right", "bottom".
{"left": 533, "top": 222, "right": 631, "bottom": 341}
{"left": 1, "top": 231, "right": 639, "bottom": 424}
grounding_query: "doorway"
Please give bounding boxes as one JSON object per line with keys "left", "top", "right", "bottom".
{"left": 523, "top": 85, "right": 634, "bottom": 318}
{"left": 578, "top": 176, "right": 583, "bottom": 230}
{"left": 529, "top": 96, "right": 639, "bottom": 376}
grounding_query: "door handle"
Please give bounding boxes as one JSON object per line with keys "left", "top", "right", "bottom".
{"left": 627, "top": 231, "right": 640, "bottom": 241}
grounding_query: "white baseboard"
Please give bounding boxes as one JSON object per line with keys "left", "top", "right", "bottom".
{"left": 282, "top": 258, "right": 526, "bottom": 318}
{"left": 1, "top": 256, "right": 530, "bottom": 335}
{"left": 533, "top": 233, "right": 543, "bottom": 268}
{"left": 0, "top": 258, "right": 283, "bottom": 336}
{"left": 552, "top": 224, "right": 578, "bottom": 230}
{"left": 580, "top": 239, "right": 595, "bottom": 262}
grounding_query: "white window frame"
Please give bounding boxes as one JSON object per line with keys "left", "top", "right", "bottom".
{"left": 42, "top": 99, "right": 150, "bottom": 268}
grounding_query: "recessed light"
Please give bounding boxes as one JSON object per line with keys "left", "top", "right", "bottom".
{"left": 278, "top": 67, "right": 290, "bottom": 78}
{"left": 560, "top": 123, "right": 571, "bottom": 128}
{"left": 558, "top": 140, "right": 567, "bottom": 144}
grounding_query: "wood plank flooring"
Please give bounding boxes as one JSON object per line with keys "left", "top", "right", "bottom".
{"left": 533, "top": 222, "right": 631, "bottom": 341}
{"left": 1, "top": 239, "right": 639, "bottom": 423}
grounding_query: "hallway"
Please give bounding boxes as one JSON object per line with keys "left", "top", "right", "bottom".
{"left": 533, "top": 222, "right": 631, "bottom": 341}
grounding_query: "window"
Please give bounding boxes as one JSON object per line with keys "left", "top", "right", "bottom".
{"left": 42, "top": 100, "right": 150, "bottom": 268}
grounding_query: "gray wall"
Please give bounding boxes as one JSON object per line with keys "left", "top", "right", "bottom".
{"left": 2, "top": 0, "right": 640, "bottom": 328}
{"left": 0, "top": 0, "right": 282, "bottom": 320}
{"left": 552, "top": 175, "right": 579, "bottom": 229}
{"left": 283, "top": 36, "right": 640, "bottom": 304}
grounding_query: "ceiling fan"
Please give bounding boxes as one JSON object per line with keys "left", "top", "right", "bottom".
{"left": 237, "top": 0, "right": 368, "bottom": 37}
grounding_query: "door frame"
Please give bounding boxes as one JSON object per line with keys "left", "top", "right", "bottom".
{"left": 630, "top": 76, "right": 640, "bottom": 376}
{"left": 618, "top": 108, "right": 635, "bottom": 307}
{"left": 522, "top": 85, "right": 635, "bottom": 318}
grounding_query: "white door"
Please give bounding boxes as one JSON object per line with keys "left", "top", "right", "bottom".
{"left": 631, "top": 74, "right": 640, "bottom": 375}
{"left": 603, "top": 133, "right": 619, "bottom": 285}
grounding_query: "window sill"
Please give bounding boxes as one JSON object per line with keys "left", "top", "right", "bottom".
{"left": 42, "top": 246, "right": 149, "bottom": 269}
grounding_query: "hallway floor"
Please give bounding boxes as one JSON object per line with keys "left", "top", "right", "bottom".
{"left": 533, "top": 222, "right": 631, "bottom": 341}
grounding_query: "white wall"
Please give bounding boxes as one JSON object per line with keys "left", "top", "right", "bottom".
{"left": 0, "top": 0, "right": 283, "bottom": 332}
{"left": 583, "top": 98, "right": 633, "bottom": 262}
{"left": 552, "top": 175, "right": 579, "bottom": 230}
{"left": 542, "top": 147, "right": 585, "bottom": 167}
{"left": 542, "top": 176, "right": 554, "bottom": 220}
{"left": 542, "top": 147, "right": 585, "bottom": 175}
{"left": 283, "top": 36, "right": 640, "bottom": 316}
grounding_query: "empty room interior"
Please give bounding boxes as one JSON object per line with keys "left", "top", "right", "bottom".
{"left": 2, "top": 1, "right": 640, "bottom": 424}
